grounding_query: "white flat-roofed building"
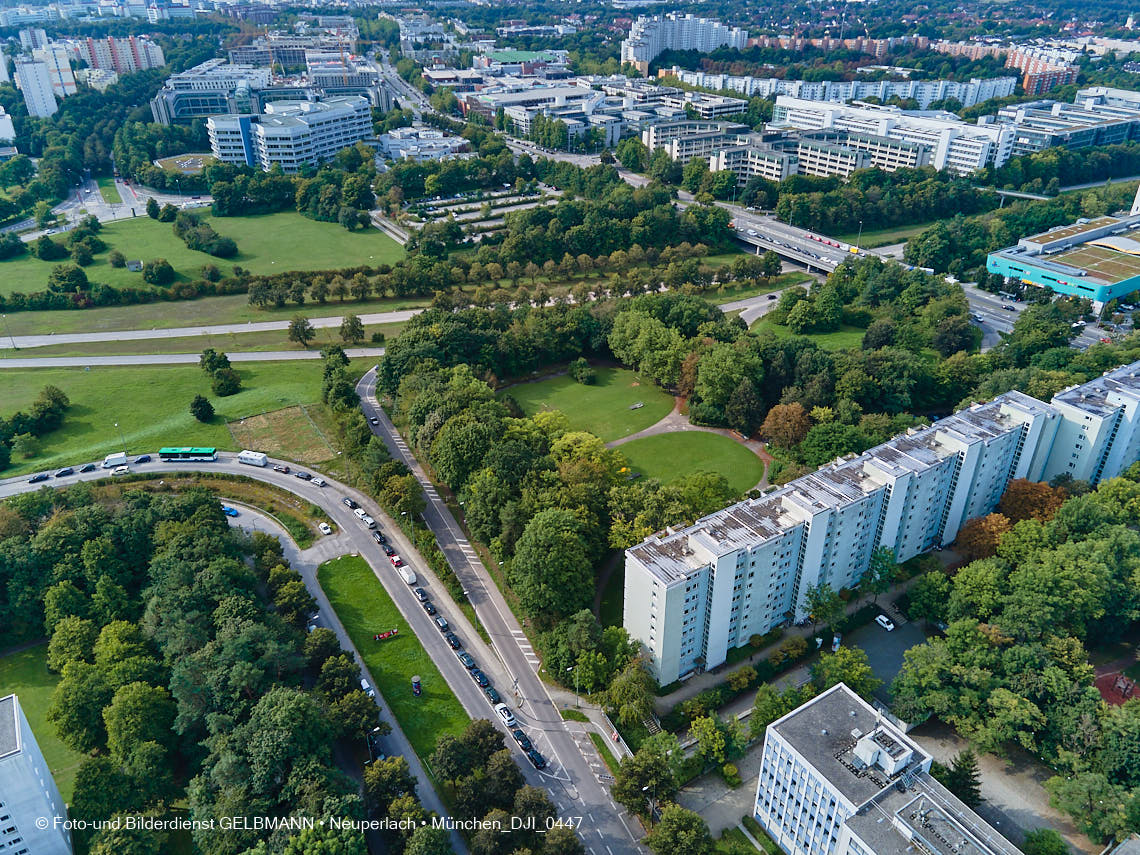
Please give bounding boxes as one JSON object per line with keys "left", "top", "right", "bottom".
{"left": 0, "top": 694, "right": 73, "bottom": 855}
{"left": 31, "top": 45, "right": 76, "bottom": 97}
{"left": 621, "top": 13, "right": 747, "bottom": 74}
{"left": 755, "top": 684, "right": 1021, "bottom": 855}
{"left": 378, "top": 126, "right": 469, "bottom": 161}
{"left": 14, "top": 58, "right": 57, "bottom": 117}
{"left": 208, "top": 95, "right": 372, "bottom": 172}
{"left": 0, "top": 107, "right": 15, "bottom": 143}
{"left": 710, "top": 144, "right": 798, "bottom": 183}
{"left": 642, "top": 119, "right": 751, "bottom": 162}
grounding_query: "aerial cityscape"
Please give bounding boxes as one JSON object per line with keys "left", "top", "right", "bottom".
{"left": 1, "top": 0, "right": 1140, "bottom": 853}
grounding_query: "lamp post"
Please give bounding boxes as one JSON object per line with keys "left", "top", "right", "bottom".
{"left": 566, "top": 665, "right": 579, "bottom": 708}
{"left": 1, "top": 314, "right": 15, "bottom": 351}
{"left": 641, "top": 783, "right": 658, "bottom": 821}
{"left": 856, "top": 219, "right": 864, "bottom": 251}
{"left": 113, "top": 421, "right": 127, "bottom": 456}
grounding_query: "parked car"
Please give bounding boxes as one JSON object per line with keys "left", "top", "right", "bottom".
{"left": 369, "top": 417, "right": 379, "bottom": 425}
{"left": 273, "top": 464, "right": 290, "bottom": 473}
{"left": 526, "top": 749, "right": 547, "bottom": 770}
{"left": 434, "top": 616, "right": 449, "bottom": 633}
{"left": 312, "top": 477, "right": 326, "bottom": 487}
{"left": 111, "top": 466, "right": 129, "bottom": 476}
{"left": 444, "top": 632, "right": 461, "bottom": 650}
{"left": 470, "top": 669, "right": 489, "bottom": 688}
{"left": 221, "top": 505, "right": 239, "bottom": 517}
{"left": 343, "top": 497, "right": 358, "bottom": 509}
{"left": 28, "top": 473, "right": 50, "bottom": 484}
{"left": 295, "top": 471, "right": 312, "bottom": 480}
{"left": 134, "top": 454, "right": 151, "bottom": 464}
{"left": 494, "top": 703, "right": 516, "bottom": 727}
{"left": 55, "top": 467, "right": 73, "bottom": 477}
{"left": 456, "top": 651, "right": 476, "bottom": 669}
{"left": 485, "top": 686, "right": 502, "bottom": 704}
{"left": 423, "top": 601, "right": 437, "bottom": 616}
{"left": 383, "top": 545, "right": 396, "bottom": 556}
{"left": 414, "top": 587, "right": 428, "bottom": 602}
{"left": 80, "top": 463, "right": 97, "bottom": 473}
{"left": 512, "top": 729, "right": 532, "bottom": 751}
{"left": 360, "top": 679, "right": 376, "bottom": 698}
{"left": 875, "top": 615, "right": 896, "bottom": 631}
{"left": 318, "top": 522, "right": 332, "bottom": 535}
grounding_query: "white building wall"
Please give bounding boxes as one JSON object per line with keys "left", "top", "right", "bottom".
{"left": 0, "top": 696, "right": 73, "bottom": 855}
{"left": 15, "top": 59, "right": 57, "bottom": 117}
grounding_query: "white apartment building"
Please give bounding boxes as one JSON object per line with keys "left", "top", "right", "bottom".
{"left": 70, "top": 35, "right": 165, "bottom": 73}
{"left": 661, "top": 91, "right": 748, "bottom": 119}
{"left": 772, "top": 96, "right": 1014, "bottom": 173}
{"left": 0, "top": 107, "right": 14, "bottom": 143}
{"left": 207, "top": 96, "right": 372, "bottom": 172}
{"left": 621, "top": 13, "right": 747, "bottom": 73}
{"left": 14, "top": 58, "right": 58, "bottom": 117}
{"left": 755, "top": 684, "right": 1021, "bottom": 855}
{"left": 18, "top": 27, "right": 48, "bottom": 50}
{"left": 0, "top": 55, "right": 8, "bottom": 85}
{"left": 31, "top": 46, "right": 76, "bottom": 97}
{"left": 0, "top": 695, "right": 73, "bottom": 855}
{"left": 626, "top": 361, "right": 1140, "bottom": 683}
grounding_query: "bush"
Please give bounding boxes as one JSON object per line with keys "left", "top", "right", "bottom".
{"left": 34, "top": 235, "right": 68, "bottom": 261}
{"left": 211, "top": 367, "right": 242, "bottom": 396}
{"left": 0, "top": 232, "right": 26, "bottom": 259}
{"left": 568, "top": 356, "right": 596, "bottom": 385}
{"left": 142, "top": 258, "right": 175, "bottom": 286}
{"left": 108, "top": 250, "right": 126, "bottom": 268}
{"left": 722, "top": 763, "right": 742, "bottom": 788}
{"left": 370, "top": 331, "right": 386, "bottom": 344}
{"left": 47, "top": 263, "right": 89, "bottom": 293}
{"left": 189, "top": 395, "right": 214, "bottom": 422}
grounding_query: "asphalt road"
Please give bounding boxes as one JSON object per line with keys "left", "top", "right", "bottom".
{"left": 356, "top": 370, "right": 646, "bottom": 855}
{"left": 0, "top": 451, "right": 624, "bottom": 850}
{"left": 0, "top": 349, "right": 386, "bottom": 368}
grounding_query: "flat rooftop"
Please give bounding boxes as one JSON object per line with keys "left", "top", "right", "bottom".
{"left": 1048, "top": 242, "right": 1140, "bottom": 285}
{"left": 0, "top": 695, "right": 18, "bottom": 760}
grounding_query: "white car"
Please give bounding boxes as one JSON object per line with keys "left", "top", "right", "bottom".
{"left": 360, "top": 679, "right": 376, "bottom": 699}
{"left": 111, "top": 465, "right": 129, "bottom": 476}
{"left": 318, "top": 522, "right": 332, "bottom": 535}
{"left": 875, "top": 615, "right": 896, "bottom": 632}
{"left": 494, "top": 703, "right": 517, "bottom": 727}
{"left": 354, "top": 508, "right": 368, "bottom": 520}
{"left": 312, "top": 477, "right": 327, "bottom": 487}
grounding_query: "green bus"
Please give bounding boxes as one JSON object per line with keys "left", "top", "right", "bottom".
{"left": 158, "top": 447, "right": 218, "bottom": 462}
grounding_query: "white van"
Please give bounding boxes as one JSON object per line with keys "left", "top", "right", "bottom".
{"left": 360, "top": 679, "right": 376, "bottom": 698}
{"left": 399, "top": 567, "right": 417, "bottom": 585}
{"left": 102, "top": 451, "right": 128, "bottom": 469}
{"left": 238, "top": 450, "right": 268, "bottom": 467}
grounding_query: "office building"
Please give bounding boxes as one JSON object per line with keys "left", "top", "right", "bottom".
{"left": 621, "top": 13, "right": 747, "bottom": 75}
{"left": 0, "top": 55, "right": 8, "bottom": 85}
{"left": 642, "top": 119, "right": 751, "bottom": 162}
{"left": 626, "top": 360, "right": 1140, "bottom": 683}
{"left": 0, "top": 694, "right": 73, "bottom": 855}
{"left": 31, "top": 45, "right": 77, "bottom": 97}
{"left": 305, "top": 52, "right": 380, "bottom": 90}
{"left": 71, "top": 35, "right": 165, "bottom": 73}
{"left": 378, "top": 127, "right": 470, "bottom": 161}
{"left": 0, "top": 107, "right": 15, "bottom": 145}
{"left": 207, "top": 96, "right": 372, "bottom": 172}
{"left": 755, "top": 684, "right": 1020, "bottom": 855}
{"left": 710, "top": 144, "right": 798, "bottom": 183}
{"left": 661, "top": 91, "right": 748, "bottom": 119}
{"left": 151, "top": 59, "right": 271, "bottom": 123}
{"left": 990, "top": 90, "right": 1140, "bottom": 156}
{"left": 14, "top": 58, "right": 58, "bottom": 117}
{"left": 771, "top": 97, "right": 1013, "bottom": 173}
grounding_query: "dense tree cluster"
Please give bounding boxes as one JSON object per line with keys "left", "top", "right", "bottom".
{"left": 0, "top": 385, "right": 70, "bottom": 471}
{"left": 976, "top": 141, "right": 1140, "bottom": 196}
{"left": 173, "top": 211, "right": 238, "bottom": 258}
{"left": 892, "top": 470, "right": 1140, "bottom": 842}
{"left": 112, "top": 120, "right": 210, "bottom": 194}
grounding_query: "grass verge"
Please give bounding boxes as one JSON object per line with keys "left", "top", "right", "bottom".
{"left": 318, "top": 555, "right": 468, "bottom": 760}
{"left": 560, "top": 709, "right": 589, "bottom": 723}
{"left": 717, "top": 825, "right": 761, "bottom": 854}
{"left": 749, "top": 317, "right": 867, "bottom": 350}
{"left": 597, "top": 559, "right": 625, "bottom": 629}
{"left": 588, "top": 731, "right": 621, "bottom": 776}
{"left": 96, "top": 176, "right": 122, "bottom": 205}
{"left": 742, "top": 816, "right": 781, "bottom": 854}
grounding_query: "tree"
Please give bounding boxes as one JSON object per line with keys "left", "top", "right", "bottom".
{"left": 340, "top": 314, "right": 365, "bottom": 344}
{"left": 211, "top": 367, "right": 242, "bottom": 397}
{"left": 998, "top": 479, "right": 1066, "bottom": 523}
{"left": 48, "top": 616, "right": 98, "bottom": 673}
{"left": 289, "top": 315, "right": 317, "bottom": 347}
{"left": 607, "top": 657, "right": 655, "bottom": 727}
{"left": 804, "top": 582, "right": 845, "bottom": 632}
{"left": 863, "top": 547, "right": 895, "bottom": 603}
{"left": 509, "top": 509, "right": 594, "bottom": 620}
{"left": 103, "top": 682, "right": 175, "bottom": 762}
{"left": 1020, "top": 829, "right": 1069, "bottom": 855}
{"left": 189, "top": 395, "right": 214, "bottom": 422}
{"left": 158, "top": 203, "right": 178, "bottom": 222}
{"left": 646, "top": 804, "right": 714, "bottom": 855}
{"left": 690, "top": 715, "right": 728, "bottom": 765}
{"left": 430, "top": 734, "right": 474, "bottom": 784}
{"left": 48, "top": 263, "right": 89, "bottom": 293}
{"left": 48, "top": 662, "right": 113, "bottom": 753}
{"left": 907, "top": 571, "right": 951, "bottom": 625}
{"left": 942, "top": 748, "right": 982, "bottom": 808}
{"left": 363, "top": 755, "right": 417, "bottom": 815}
{"left": 199, "top": 348, "right": 231, "bottom": 375}
{"left": 404, "top": 826, "right": 453, "bottom": 855}
{"left": 954, "top": 513, "right": 1011, "bottom": 561}
{"left": 612, "top": 747, "right": 679, "bottom": 816}
{"left": 146, "top": 197, "right": 160, "bottom": 219}
{"left": 760, "top": 402, "right": 811, "bottom": 448}
{"left": 108, "top": 249, "right": 126, "bottom": 268}
{"left": 142, "top": 258, "right": 174, "bottom": 286}
{"left": 810, "top": 646, "right": 881, "bottom": 700}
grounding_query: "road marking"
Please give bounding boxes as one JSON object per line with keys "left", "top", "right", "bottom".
{"left": 607, "top": 847, "right": 614, "bottom": 855}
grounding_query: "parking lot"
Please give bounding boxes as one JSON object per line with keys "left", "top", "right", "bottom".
{"left": 845, "top": 608, "right": 929, "bottom": 703}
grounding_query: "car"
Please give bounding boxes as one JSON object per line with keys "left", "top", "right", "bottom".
{"left": 383, "top": 544, "right": 396, "bottom": 556}
{"left": 414, "top": 587, "right": 428, "bottom": 602}
{"left": 526, "top": 749, "right": 547, "bottom": 770}
{"left": 423, "top": 601, "right": 437, "bottom": 615}
{"left": 470, "top": 669, "right": 489, "bottom": 688}
{"left": 747, "top": 229, "right": 758, "bottom": 236}
{"left": 457, "top": 651, "right": 476, "bottom": 669}
{"left": 369, "top": 417, "right": 379, "bottom": 425}
{"left": 371, "top": 531, "right": 385, "bottom": 544}
{"left": 361, "top": 515, "right": 376, "bottom": 528}
{"left": 273, "top": 464, "right": 290, "bottom": 473}
{"left": 390, "top": 555, "right": 402, "bottom": 567}
{"left": 434, "top": 616, "right": 449, "bottom": 633}
{"left": 312, "top": 477, "right": 326, "bottom": 487}
{"left": 80, "top": 463, "right": 97, "bottom": 473}
{"left": 134, "top": 454, "right": 151, "bottom": 464}
{"left": 494, "top": 703, "right": 516, "bottom": 727}
{"left": 361, "top": 679, "right": 376, "bottom": 699}
{"left": 512, "top": 729, "right": 532, "bottom": 750}
{"left": 318, "top": 522, "right": 332, "bottom": 535}
{"left": 343, "top": 497, "right": 358, "bottom": 509}
{"left": 55, "top": 467, "right": 73, "bottom": 477}
{"left": 875, "top": 615, "right": 896, "bottom": 631}
{"left": 354, "top": 508, "right": 368, "bottom": 519}
{"left": 111, "top": 465, "right": 129, "bottom": 476}
{"left": 485, "top": 686, "right": 502, "bottom": 704}
{"left": 221, "top": 505, "right": 239, "bottom": 517}
{"left": 28, "top": 473, "right": 50, "bottom": 484}
{"left": 767, "top": 294, "right": 777, "bottom": 300}
{"left": 1002, "top": 304, "right": 1016, "bottom": 311}
{"left": 444, "top": 632, "right": 461, "bottom": 649}
{"left": 295, "top": 471, "right": 312, "bottom": 480}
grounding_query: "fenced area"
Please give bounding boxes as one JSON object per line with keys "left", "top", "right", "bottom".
{"left": 227, "top": 404, "right": 339, "bottom": 468}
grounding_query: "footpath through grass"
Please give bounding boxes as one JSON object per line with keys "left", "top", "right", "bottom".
{"left": 618, "top": 432, "right": 765, "bottom": 494}
{"left": 0, "top": 644, "right": 85, "bottom": 801}
{"left": 318, "top": 555, "right": 468, "bottom": 761}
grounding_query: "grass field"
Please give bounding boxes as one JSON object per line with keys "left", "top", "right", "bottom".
{"left": 506, "top": 366, "right": 673, "bottom": 442}
{"left": 228, "top": 404, "right": 338, "bottom": 468}
{"left": 706, "top": 271, "right": 813, "bottom": 306}
{"left": 835, "top": 222, "right": 934, "bottom": 249}
{"left": 749, "top": 317, "right": 867, "bottom": 350}
{"left": 318, "top": 555, "right": 468, "bottom": 761}
{"left": 617, "top": 432, "right": 765, "bottom": 494}
{"left": 152, "top": 153, "right": 216, "bottom": 175}
{"left": 2, "top": 360, "right": 357, "bottom": 476}
{"left": 96, "top": 176, "right": 122, "bottom": 205}
{"left": 0, "top": 211, "right": 405, "bottom": 297}
{"left": 0, "top": 644, "right": 86, "bottom": 801}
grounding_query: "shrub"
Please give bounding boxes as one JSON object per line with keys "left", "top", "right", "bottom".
{"left": 211, "top": 367, "right": 242, "bottom": 396}
{"left": 108, "top": 250, "right": 126, "bottom": 268}
{"left": 189, "top": 395, "right": 214, "bottom": 422}
{"left": 722, "top": 763, "right": 741, "bottom": 788}
{"left": 34, "top": 235, "right": 68, "bottom": 261}
{"left": 142, "top": 258, "right": 175, "bottom": 286}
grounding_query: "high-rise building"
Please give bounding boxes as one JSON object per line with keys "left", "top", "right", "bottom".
{"left": 18, "top": 27, "right": 48, "bottom": 51}
{"left": 71, "top": 35, "right": 165, "bottom": 74}
{"left": 625, "top": 361, "right": 1140, "bottom": 683}
{"left": 0, "top": 107, "right": 16, "bottom": 143}
{"left": 0, "top": 54, "right": 9, "bottom": 85}
{"left": 31, "top": 45, "right": 77, "bottom": 97}
{"left": 0, "top": 694, "right": 73, "bottom": 855}
{"left": 754, "top": 684, "right": 1020, "bottom": 855}
{"left": 14, "top": 58, "right": 58, "bottom": 117}
{"left": 621, "top": 13, "right": 747, "bottom": 74}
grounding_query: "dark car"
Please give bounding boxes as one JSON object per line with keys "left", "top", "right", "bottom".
{"left": 1002, "top": 304, "right": 1016, "bottom": 311}
{"left": 457, "top": 651, "right": 475, "bottom": 669}
{"left": 28, "top": 473, "right": 50, "bottom": 483}
{"left": 295, "top": 471, "right": 312, "bottom": 480}
{"left": 55, "top": 467, "right": 74, "bottom": 477}
{"left": 413, "top": 587, "right": 428, "bottom": 602}
{"left": 526, "top": 749, "right": 547, "bottom": 770}
{"left": 374, "top": 530, "right": 387, "bottom": 543}
{"left": 485, "top": 686, "right": 502, "bottom": 704}
{"left": 444, "top": 632, "right": 461, "bottom": 650}
{"left": 80, "top": 463, "right": 97, "bottom": 473}
{"left": 343, "top": 497, "right": 358, "bottom": 509}
{"left": 434, "top": 616, "right": 449, "bottom": 633}
{"left": 470, "top": 669, "right": 489, "bottom": 688}
{"left": 383, "top": 545, "right": 396, "bottom": 556}
{"left": 369, "top": 417, "right": 379, "bottom": 425}
{"left": 423, "top": 601, "right": 437, "bottom": 616}
{"left": 512, "top": 729, "right": 532, "bottom": 751}
{"left": 134, "top": 454, "right": 151, "bottom": 464}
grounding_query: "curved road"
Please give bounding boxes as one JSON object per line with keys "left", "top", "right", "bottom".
{"left": 0, "top": 452, "right": 627, "bottom": 851}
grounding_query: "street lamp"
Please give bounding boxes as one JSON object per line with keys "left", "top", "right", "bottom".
{"left": 856, "top": 219, "right": 864, "bottom": 251}
{"left": 566, "top": 665, "right": 579, "bottom": 708}
{"left": 1, "top": 314, "right": 15, "bottom": 351}
{"left": 113, "top": 422, "right": 127, "bottom": 455}
{"left": 641, "top": 783, "right": 658, "bottom": 820}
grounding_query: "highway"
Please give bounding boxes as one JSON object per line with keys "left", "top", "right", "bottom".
{"left": 356, "top": 369, "right": 645, "bottom": 855}
{"left": 0, "top": 451, "right": 632, "bottom": 852}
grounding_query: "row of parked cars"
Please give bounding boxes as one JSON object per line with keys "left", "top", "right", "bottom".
{"left": 28, "top": 454, "right": 154, "bottom": 484}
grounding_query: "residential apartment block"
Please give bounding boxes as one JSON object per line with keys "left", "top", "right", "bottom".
{"left": 31, "top": 45, "right": 76, "bottom": 97}
{"left": 14, "top": 58, "right": 58, "bottom": 117}
{"left": 625, "top": 362, "right": 1140, "bottom": 683}
{"left": 0, "top": 694, "right": 73, "bottom": 855}
{"left": 621, "top": 13, "right": 747, "bottom": 74}
{"left": 1005, "top": 46, "right": 1080, "bottom": 95}
{"left": 755, "top": 684, "right": 1020, "bottom": 855}
{"left": 69, "top": 35, "right": 164, "bottom": 73}
{"left": 207, "top": 96, "right": 372, "bottom": 172}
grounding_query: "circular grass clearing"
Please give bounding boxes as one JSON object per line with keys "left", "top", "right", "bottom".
{"left": 618, "top": 431, "right": 765, "bottom": 495}
{"left": 505, "top": 366, "right": 673, "bottom": 442}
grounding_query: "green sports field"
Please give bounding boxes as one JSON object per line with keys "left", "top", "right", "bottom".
{"left": 0, "top": 211, "right": 404, "bottom": 296}
{"left": 617, "top": 431, "right": 765, "bottom": 494}
{"left": 506, "top": 366, "right": 674, "bottom": 442}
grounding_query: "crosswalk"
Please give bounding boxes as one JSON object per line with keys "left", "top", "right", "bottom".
{"left": 511, "top": 628, "right": 541, "bottom": 669}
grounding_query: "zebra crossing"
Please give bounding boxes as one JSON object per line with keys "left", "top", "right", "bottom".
{"left": 511, "top": 628, "right": 541, "bottom": 669}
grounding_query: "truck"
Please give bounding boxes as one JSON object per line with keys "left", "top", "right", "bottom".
{"left": 237, "top": 450, "right": 268, "bottom": 467}
{"left": 102, "top": 451, "right": 128, "bottom": 469}
{"left": 399, "top": 567, "right": 417, "bottom": 585}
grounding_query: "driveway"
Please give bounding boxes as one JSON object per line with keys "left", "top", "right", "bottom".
{"left": 844, "top": 612, "right": 927, "bottom": 703}
{"left": 677, "top": 743, "right": 764, "bottom": 836}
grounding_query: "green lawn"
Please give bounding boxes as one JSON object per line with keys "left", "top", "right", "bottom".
{"left": 317, "top": 555, "right": 468, "bottom": 760}
{"left": 506, "top": 366, "right": 673, "bottom": 442}
{"left": 96, "top": 177, "right": 122, "bottom": 205}
{"left": 2, "top": 359, "right": 359, "bottom": 475}
{"left": 598, "top": 561, "right": 625, "bottom": 629}
{"left": 750, "top": 317, "right": 867, "bottom": 350}
{"left": 617, "top": 432, "right": 765, "bottom": 494}
{"left": 835, "top": 222, "right": 934, "bottom": 249}
{"left": 0, "top": 211, "right": 404, "bottom": 297}
{"left": 0, "top": 644, "right": 85, "bottom": 801}
{"left": 706, "top": 271, "right": 813, "bottom": 306}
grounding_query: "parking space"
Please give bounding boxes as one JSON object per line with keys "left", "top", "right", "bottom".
{"left": 845, "top": 611, "right": 928, "bottom": 702}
